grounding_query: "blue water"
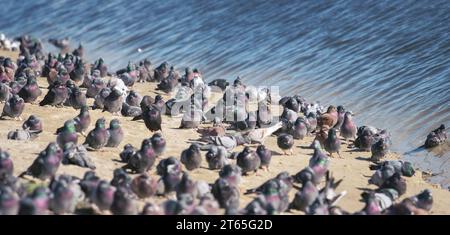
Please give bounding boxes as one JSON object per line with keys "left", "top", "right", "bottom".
{"left": 1, "top": 0, "right": 449, "bottom": 187}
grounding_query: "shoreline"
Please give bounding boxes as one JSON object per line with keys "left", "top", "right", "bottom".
{"left": 1, "top": 49, "right": 449, "bottom": 214}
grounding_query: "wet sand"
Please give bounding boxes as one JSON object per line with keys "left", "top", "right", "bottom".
{"left": 1, "top": 50, "right": 449, "bottom": 214}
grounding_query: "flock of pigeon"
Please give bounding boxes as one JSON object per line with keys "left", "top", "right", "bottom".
{"left": 0, "top": 34, "right": 447, "bottom": 215}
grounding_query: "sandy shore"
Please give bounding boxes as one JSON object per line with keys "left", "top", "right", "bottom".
{"left": 1, "top": 50, "right": 449, "bottom": 214}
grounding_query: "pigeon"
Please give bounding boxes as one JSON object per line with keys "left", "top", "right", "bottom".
{"left": 424, "top": 124, "right": 447, "bottom": 148}
{"left": 39, "top": 80, "right": 68, "bottom": 107}
{"left": 123, "top": 139, "right": 156, "bottom": 173}
{"left": 283, "top": 97, "right": 300, "bottom": 112}
{"left": 125, "top": 90, "right": 142, "bottom": 107}
{"left": 0, "top": 185, "right": 20, "bottom": 215}
{"left": 236, "top": 147, "right": 261, "bottom": 175}
{"left": 48, "top": 175, "right": 84, "bottom": 214}
{"left": 84, "top": 118, "right": 110, "bottom": 150}
{"left": 290, "top": 180, "right": 319, "bottom": 212}
{"left": 106, "top": 119, "right": 124, "bottom": 148}
{"left": 211, "top": 178, "right": 240, "bottom": 210}
{"left": 0, "top": 149, "right": 13, "bottom": 180}
{"left": 73, "top": 106, "right": 91, "bottom": 135}
{"left": 333, "top": 105, "right": 346, "bottom": 130}
{"left": 292, "top": 117, "right": 308, "bottom": 140}
{"left": 91, "top": 180, "right": 116, "bottom": 212}
{"left": 68, "top": 169, "right": 92, "bottom": 193}
{"left": 150, "top": 132, "right": 166, "bottom": 156}
{"left": 354, "top": 126, "right": 381, "bottom": 151}
{"left": 18, "top": 187, "right": 50, "bottom": 215}
{"left": 66, "top": 86, "right": 86, "bottom": 109}
{"left": 1, "top": 94, "right": 24, "bottom": 120}
{"left": 176, "top": 172, "right": 199, "bottom": 199}
{"left": 7, "top": 129, "right": 38, "bottom": 140}
{"left": 156, "top": 156, "right": 181, "bottom": 176}
{"left": 142, "top": 104, "right": 162, "bottom": 132}
{"left": 153, "top": 62, "right": 170, "bottom": 82}
{"left": 218, "top": 164, "right": 242, "bottom": 187}
{"left": 159, "top": 160, "right": 183, "bottom": 194}
{"left": 110, "top": 187, "right": 138, "bottom": 215}
{"left": 306, "top": 112, "right": 317, "bottom": 134}
{"left": 156, "top": 73, "right": 178, "bottom": 93}
{"left": 56, "top": 119, "right": 78, "bottom": 148}
{"left": 277, "top": 133, "right": 294, "bottom": 155}
{"left": 88, "top": 79, "right": 107, "bottom": 100}
{"left": 340, "top": 111, "right": 357, "bottom": 144}
{"left": 22, "top": 115, "right": 43, "bottom": 133}
{"left": 19, "top": 142, "right": 63, "bottom": 180}
{"left": 318, "top": 105, "right": 338, "bottom": 128}
{"left": 0, "top": 82, "right": 11, "bottom": 103}
{"left": 256, "top": 144, "right": 272, "bottom": 171}
{"left": 119, "top": 144, "right": 136, "bottom": 163}
{"left": 380, "top": 173, "right": 407, "bottom": 197}
{"left": 69, "top": 58, "right": 85, "bottom": 85}
{"left": 93, "top": 58, "right": 108, "bottom": 78}
{"left": 102, "top": 87, "right": 124, "bottom": 115}
{"left": 406, "top": 189, "right": 433, "bottom": 212}
{"left": 369, "top": 160, "right": 415, "bottom": 186}
{"left": 78, "top": 171, "right": 100, "bottom": 198}
{"left": 180, "top": 144, "right": 202, "bottom": 171}
{"left": 62, "top": 142, "right": 96, "bottom": 169}
{"left": 110, "top": 168, "right": 132, "bottom": 191}
{"left": 205, "top": 146, "right": 228, "bottom": 170}
{"left": 370, "top": 138, "right": 389, "bottom": 162}
{"left": 18, "top": 76, "right": 42, "bottom": 103}
{"left": 121, "top": 102, "right": 142, "bottom": 117}
{"left": 131, "top": 173, "right": 158, "bottom": 199}
{"left": 324, "top": 128, "right": 341, "bottom": 158}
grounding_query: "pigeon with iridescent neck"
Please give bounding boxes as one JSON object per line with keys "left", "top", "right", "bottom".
{"left": 19, "top": 142, "right": 63, "bottom": 180}
{"left": 56, "top": 119, "right": 78, "bottom": 148}
{"left": 83, "top": 118, "right": 110, "bottom": 150}
{"left": 1, "top": 94, "right": 24, "bottom": 120}
{"left": 106, "top": 119, "right": 124, "bottom": 148}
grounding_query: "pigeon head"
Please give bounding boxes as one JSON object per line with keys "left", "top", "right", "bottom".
{"left": 417, "top": 189, "right": 432, "bottom": 203}
{"left": 189, "top": 144, "right": 200, "bottom": 152}
{"left": 109, "top": 119, "right": 121, "bottom": 130}
{"left": 46, "top": 142, "right": 61, "bottom": 155}
{"left": 140, "top": 139, "right": 152, "bottom": 150}
{"left": 154, "top": 95, "right": 163, "bottom": 103}
{"left": 337, "top": 105, "right": 345, "bottom": 113}
{"left": 401, "top": 162, "right": 415, "bottom": 177}
{"left": 95, "top": 118, "right": 106, "bottom": 129}
{"left": 344, "top": 111, "right": 353, "bottom": 120}
{"left": 63, "top": 120, "right": 76, "bottom": 133}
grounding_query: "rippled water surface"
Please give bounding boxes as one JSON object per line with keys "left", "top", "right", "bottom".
{"left": 0, "top": 0, "right": 449, "bottom": 188}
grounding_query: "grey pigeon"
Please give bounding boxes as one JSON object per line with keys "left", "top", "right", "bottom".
{"left": 424, "top": 124, "right": 447, "bottom": 148}
{"left": 91, "top": 180, "right": 116, "bottom": 211}
{"left": 62, "top": 142, "right": 96, "bottom": 169}
{"left": 236, "top": 146, "right": 261, "bottom": 175}
{"left": 340, "top": 111, "right": 356, "bottom": 144}
{"left": 39, "top": 80, "right": 68, "bottom": 107}
{"left": 0, "top": 82, "right": 11, "bottom": 103}
{"left": 22, "top": 115, "right": 43, "bottom": 133}
{"left": 131, "top": 173, "right": 158, "bottom": 199}
{"left": 324, "top": 128, "right": 341, "bottom": 158}
{"left": 92, "top": 87, "right": 110, "bottom": 110}
{"left": 48, "top": 175, "right": 84, "bottom": 214}
{"left": 1, "top": 94, "right": 25, "bottom": 120}
{"left": 74, "top": 106, "right": 91, "bottom": 135}
{"left": 256, "top": 144, "right": 272, "bottom": 171}
{"left": 291, "top": 117, "right": 308, "bottom": 140}
{"left": 19, "top": 143, "right": 62, "bottom": 180}
{"left": 18, "top": 76, "right": 42, "bottom": 103}
{"left": 121, "top": 102, "right": 142, "bottom": 117}
{"left": 18, "top": 187, "right": 50, "bottom": 215}
{"left": 150, "top": 132, "right": 166, "bottom": 157}
{"left": 290, "top": 180, "right": 319, "bottom": 212}
{"left": 83, "top": 118, "right": 110, "bottom": 150}
{"left": 0, "top": 149, "right": 14, "bottom": 180}
{"left": 106, "top": 119, "right": 124, "bottom": 147}
{"left": 180, "top": 144, "right": 202, "bottom": 171}
{"left": 123, "top": 139, "right": 156, "bottom": 173}
{"left": 102, "top": 87, "right": 123, "bottom": 115}
{"left": 111, "top": 186, "right": 138, "bottom": 215}
{"left": 205, "top": 146, "right": 228, "bottom": 170}
{"left": 218, "top": 164, "right": 242, "bottom": 187}
{"left": 277, "top": 133, "right": 294, "bottom": 155}
{"left": 119, "top": 144, "right": 136, "bottom": 163}
{"left": 211, "top": 177, "right": 240, "bottom": 210}
{"left": 7, "top": 129, "right": 38, "bottom": 140}
{"left": 125, "top": 91, "right": 142, "bottom": 107}
{"left": 56, "top": 119, "right": 78, "bottom": 148}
